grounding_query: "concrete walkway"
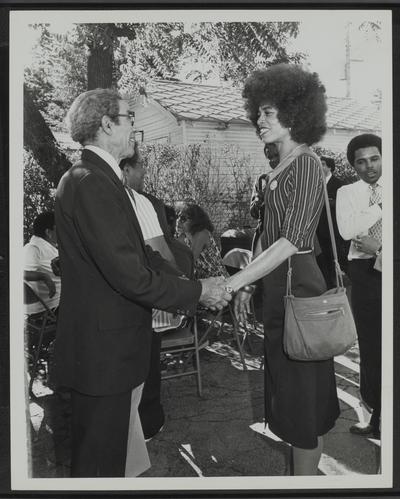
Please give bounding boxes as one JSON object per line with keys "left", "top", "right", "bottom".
{"left": 29, "top": 321, "right": 381, "bottom": 479}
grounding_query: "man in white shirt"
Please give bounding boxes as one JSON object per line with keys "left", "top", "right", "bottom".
{"left": 336, "top": 133, "right": 382, "bottom": 438}
{"left": 120, "top": 146, "right": 190, "bottom": 443}
{"left": 24, "top": 211, "right": 61, "bottom": 314}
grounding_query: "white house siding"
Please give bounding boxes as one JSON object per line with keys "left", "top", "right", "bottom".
{"left": 132, "top": 102, "right": 182, "bottom": 144}
{"left": 317, "top": 128, "right": 380, "bottom": 153}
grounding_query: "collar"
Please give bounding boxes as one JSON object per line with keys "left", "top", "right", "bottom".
{"left": 84, "top": 145, "right": 123, "bottom": 181}
{"left": 30, "top": 235, "right": 57, "bottom": 250}
{"left": 360, "top": 176, "right": 383, "bottom": 189}
{"left": 325, "top": 172, "right": 332, "bottom": 184}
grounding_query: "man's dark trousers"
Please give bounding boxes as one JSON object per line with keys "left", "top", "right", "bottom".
{"left": 138, "top": 331, "right": 165, "bottom": 439}
{"left": 71, "top": 389, "right": 133, "bottom": 477}
{"left": 348, "top": 259, "right": 382, "bottom": 431}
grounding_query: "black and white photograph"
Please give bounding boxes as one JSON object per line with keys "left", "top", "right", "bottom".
{"left": 7, "top": 6, "right": 394, "bottom": 493}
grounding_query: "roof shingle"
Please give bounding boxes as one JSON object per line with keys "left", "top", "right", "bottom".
{"left": 145, "top": 79, "right": 381, "bottom": 132}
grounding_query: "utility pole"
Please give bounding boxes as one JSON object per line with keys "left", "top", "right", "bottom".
{"left": 341, "top": 22, "right": 363, "bottom": 99}
{"left": 344, "top": 22, "right": 351, "bottom": 98}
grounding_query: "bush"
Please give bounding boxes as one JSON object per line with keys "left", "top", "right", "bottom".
{"left": 312, "top": 145, "right": 359, "bottom": 184}
{"left": 23, "top": 149, "right": 56, "bottom": 244}
{"left": 140, "top": 142, "right": 256, "bottom": 237}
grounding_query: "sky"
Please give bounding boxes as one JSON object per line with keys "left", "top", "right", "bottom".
{"left": 291, "top": 19, "right": 383, "bottom": 104}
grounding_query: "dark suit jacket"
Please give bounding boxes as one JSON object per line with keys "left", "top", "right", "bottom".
{"left": 316, "top": 175, "right": 349, "bottom": 270}
{"left": 54, "top": 149, "right": 201, "bottom": 396}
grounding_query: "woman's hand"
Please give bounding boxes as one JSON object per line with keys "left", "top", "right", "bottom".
{"left": 233, "top": 289, "right": 252, "bottom": 324}
{"left": 42, "top": 273, "right": 56, "bottom": 298}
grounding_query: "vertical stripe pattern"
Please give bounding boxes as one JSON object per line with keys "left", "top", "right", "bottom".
{"left": 263, "top": 154, "right": 324, "bottom": 250}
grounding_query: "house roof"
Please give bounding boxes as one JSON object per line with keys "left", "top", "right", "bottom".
{"left": 146, "top": 79, "right": 381, "bottom": 132}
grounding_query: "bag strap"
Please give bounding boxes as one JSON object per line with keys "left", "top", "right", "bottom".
{"left": 267, "top": 144, "right": 309, "bottom": 185}
{"left": 286, "top": 149, "right": 344, "bottom": 296}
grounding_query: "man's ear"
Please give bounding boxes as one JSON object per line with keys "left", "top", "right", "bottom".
{"left": 100, "top": 115, "right": 114, "bottom": 135}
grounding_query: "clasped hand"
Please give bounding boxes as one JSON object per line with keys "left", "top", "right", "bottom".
{"left": 353, "top": 235, "right": 380, "bottom": 256}
{"left": 199, "top": 276, "right": 232, "bottom": 311}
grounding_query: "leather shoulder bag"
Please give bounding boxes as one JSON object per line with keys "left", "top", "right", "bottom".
{"left": 282, "top": 149, "right": 357, "bottom": 361}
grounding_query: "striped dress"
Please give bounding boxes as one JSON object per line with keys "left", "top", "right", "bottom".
{"left": 260, "top": 152, "right": 340, "bottom": 449}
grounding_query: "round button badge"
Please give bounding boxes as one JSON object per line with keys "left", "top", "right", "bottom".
{"left": 270, "top": 180, "right": 278, "bottom": 191}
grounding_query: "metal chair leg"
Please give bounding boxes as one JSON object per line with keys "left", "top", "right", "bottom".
{"left": 192, "top": 318, "right": 202, "bottom": 397}
{"left": 228, "top": 305, "right": 247, "bottom": 371}
{"left": 28, "top": 311, "right": 49, "bottom": 397}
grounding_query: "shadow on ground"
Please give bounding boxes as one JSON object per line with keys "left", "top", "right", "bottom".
{"left": 27, "top": 321, "right": 380, "bottom": 478}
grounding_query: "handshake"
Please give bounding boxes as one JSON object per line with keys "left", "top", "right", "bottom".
{"left": 198, "top": 276, "right": 233, "bottom": 312}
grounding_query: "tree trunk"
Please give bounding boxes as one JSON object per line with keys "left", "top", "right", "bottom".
{"left": 87, "top": 45, "right": 114, "bottom": 90}
{"left": 24, "top": 85, "right": 72, "bottom": 187}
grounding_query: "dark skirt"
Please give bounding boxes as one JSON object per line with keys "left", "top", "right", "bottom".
{"left": 262, "top": 252, "right": 340, "bottom": 449}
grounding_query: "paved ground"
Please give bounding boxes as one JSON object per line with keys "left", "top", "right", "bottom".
{"left": 28, "top": 319, "right": 381, "bottom": 479}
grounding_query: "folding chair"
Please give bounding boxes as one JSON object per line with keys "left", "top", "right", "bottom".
{"left": 196, "top": 247, "right": 261, "bottom": 370}
{"left": 24, "top": 281, "right": 57, "bottom": 397}
{"left": 161, "top": 316, "right": 202, "bottom": 396}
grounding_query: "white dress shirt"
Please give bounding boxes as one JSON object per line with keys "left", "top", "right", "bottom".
{"left": 24, "top": 236, "right": 61, "bottom": 314}
{"left": 125, "top": 187, "right": 182, "bottom": 331}
{"left": 125, "top": 188, "right": 163, "bottom": 240}
{"left": 336, "top": 179, "right": 382, "bottom": 260}
{"left": 84, "top": 145, "right": 123, "bottom": 181}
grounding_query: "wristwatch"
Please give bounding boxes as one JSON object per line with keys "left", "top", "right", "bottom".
{"left": 224, "top": 285, "right": 234, "bottom": 297}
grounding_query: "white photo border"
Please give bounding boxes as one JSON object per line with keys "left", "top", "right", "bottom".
{"left": 9, "top": 7, "right": 394, "bottom": 492}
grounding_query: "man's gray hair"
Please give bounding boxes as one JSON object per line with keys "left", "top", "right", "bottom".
{"left": 66, "top": 88, "right": 121, "bottom": 145}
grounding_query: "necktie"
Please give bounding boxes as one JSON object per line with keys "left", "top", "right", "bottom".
{"left": 126, "top": 186, "right": 136, "bottom": 205}
{"left": 368, "top": 184, "right": 382, "bottom": 243}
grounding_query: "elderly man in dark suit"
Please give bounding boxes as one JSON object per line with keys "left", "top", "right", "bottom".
{"left": 54, "top": 88, "right": 231, "bottom": 478}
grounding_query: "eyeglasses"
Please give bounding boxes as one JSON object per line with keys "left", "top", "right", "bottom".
{"left": 116, "top": 112, "right": 135, "bottom": 126}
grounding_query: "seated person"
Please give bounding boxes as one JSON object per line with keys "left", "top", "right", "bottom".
{"left": 178, "top": 203, "right": 229, "bottom": 279}
{"left": 164, "top": 204, "right": 194, "bottom": 278}
{"left": 24, "top": 211, "right": 61, "bottom": 314}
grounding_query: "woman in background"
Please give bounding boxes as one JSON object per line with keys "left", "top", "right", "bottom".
{"left": 178, "top": 203, "right": 229, "bottom": 280}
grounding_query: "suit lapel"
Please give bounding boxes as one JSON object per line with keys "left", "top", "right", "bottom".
{"left": 81, "top": 150, "right": 148, "bottom": 257}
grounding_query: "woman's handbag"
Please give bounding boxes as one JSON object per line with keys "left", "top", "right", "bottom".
{"left": 283, "top": 151, "right": 357, "bottom": 361}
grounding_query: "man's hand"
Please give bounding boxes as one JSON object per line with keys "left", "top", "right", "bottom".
{"left": 199, "top": 276, "right": 232, "bottom": 311}
{"left": 43, "top": 274, "right": 56, "bottom": 298}
{"left": 353, "top": 235, "right": 380, "bottom": 256}
{"left": 51, "top": 256, "right": 61, "bottom": 276}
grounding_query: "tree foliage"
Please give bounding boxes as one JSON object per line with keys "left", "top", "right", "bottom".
{"left": 184, "top": 22, "right": 303, "bottom": 85}
{"left": 24, "top": 85, "right": 72, "bottom": 186}
{"left": 140, "top": 142, "right": 256, "bottom": 235}
{"left": 313, "top": 145, "right": 358, "bottom": 184}
{"left": 24, "top": 23, "right": 87, "bottom": 127}
{"left": 23, "top": 149, "right": 56, "bottom": 244}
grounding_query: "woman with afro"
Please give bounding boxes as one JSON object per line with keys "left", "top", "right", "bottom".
{"left": 225, "top": 64, "right": 340, "bottom": 475}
